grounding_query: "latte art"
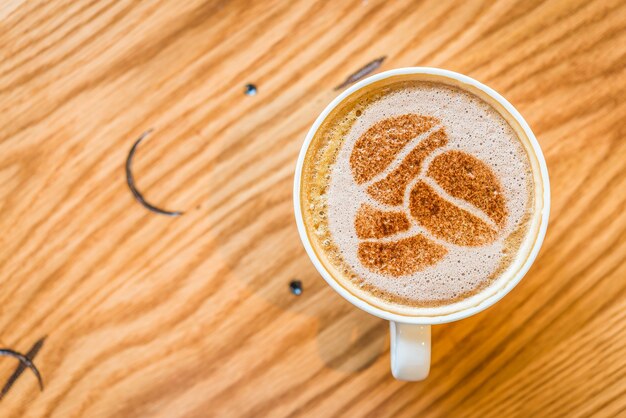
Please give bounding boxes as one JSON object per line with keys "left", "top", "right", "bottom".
{"left": 300, "top": 77, "right": 535, "bottom": 313}
{"left": 351, "top": 114, "right": 508, "bottom": 277}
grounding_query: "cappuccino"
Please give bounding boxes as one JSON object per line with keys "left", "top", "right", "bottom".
{"left": 300, "top": 76, "right": 536, "bottom": 313}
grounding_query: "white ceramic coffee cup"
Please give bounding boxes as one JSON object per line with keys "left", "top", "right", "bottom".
{"left": 294, "top": 67, "right": 550, "bottom": 381}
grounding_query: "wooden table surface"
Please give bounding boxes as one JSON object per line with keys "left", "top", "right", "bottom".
{"left": 1, "top": 0, "right": 625, "bottom": 416}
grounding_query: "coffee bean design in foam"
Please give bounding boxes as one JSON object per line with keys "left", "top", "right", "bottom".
{"left": 351, "top": 114, "right": 508, "bottom": 276}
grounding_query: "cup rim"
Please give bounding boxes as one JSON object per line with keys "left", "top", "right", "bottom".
{"left": 293, "top": 67, "right": 550, "bottom": 324}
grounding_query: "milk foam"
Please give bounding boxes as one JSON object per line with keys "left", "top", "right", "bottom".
{"left": 319, "top": 81, "right": 532, "bottom": 308}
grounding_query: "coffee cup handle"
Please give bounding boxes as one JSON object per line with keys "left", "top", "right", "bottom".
{"left": 390, "top": 322, "right": 431, "bottom": 381}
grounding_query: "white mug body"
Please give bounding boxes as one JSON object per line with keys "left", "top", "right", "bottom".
{"left": 293, "top": 67, "right": 550, "bottom": 379}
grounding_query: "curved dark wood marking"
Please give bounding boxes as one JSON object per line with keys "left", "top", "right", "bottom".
{"left": 0, "top": 349, "right": 43, "bottom": 394}
{"left": 126, "top": 130, "right": 184, "bottom": 217}
{"left": 0, "top": 337, "right": 46, "bottom": 400}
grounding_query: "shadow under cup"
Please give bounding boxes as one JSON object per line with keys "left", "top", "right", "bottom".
{"left": 294, "top": 67, "right": 550, "bottom": 326}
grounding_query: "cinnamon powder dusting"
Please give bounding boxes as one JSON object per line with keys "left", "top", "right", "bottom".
{"left": 354, "top": 204, "right": 410, "bottom": 239}
{"left": 350, "top": 114, "right": 437, "bottom": 184}
{"left": 350, "top": 113, "right": 508, "bottom": 276}
{"left": 366, "top": 128, "right": 448, "bottom": 206}
{"left": 409, "top": 181, "right": 498, "bottom": 246}
{"left": 358, "top": 235, "right": 447, "bottom": 276}
{"left": 427, "top": 151, "right": 507, "bottom": 227}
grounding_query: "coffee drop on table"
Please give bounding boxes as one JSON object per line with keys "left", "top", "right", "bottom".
{"left": 289, "top": 280, "right": 303, "bottom": 296}
{"left": 244, "top": 83, "right": 257, "bottom": 96}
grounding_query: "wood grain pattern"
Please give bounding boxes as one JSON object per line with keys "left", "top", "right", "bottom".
{"left": 0, "top": 0, "right": 625, "bottom": 416}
